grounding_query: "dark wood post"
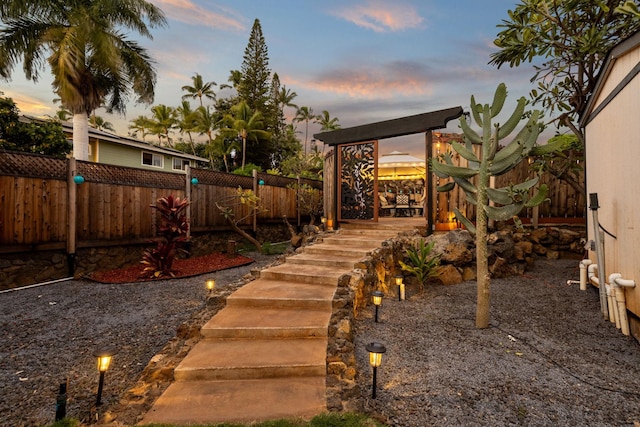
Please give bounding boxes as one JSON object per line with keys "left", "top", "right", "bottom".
{"left": 425, "top": 131, "right": 434, "bottom": 235}
{"left": 67, "top": 157, "right": 77, "bottom": 275}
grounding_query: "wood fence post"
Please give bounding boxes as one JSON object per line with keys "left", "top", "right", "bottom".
{"left": 67, "top": 157, "right": 77, "bottom": 276}
{"left": 297, "top": 175, "right": 301, "bottom": 228}
{"left": 185, "top": 165, "right": 192, "bottom": 239}
{"left": 252, "top": 169, "right": 258, "bottom": 233}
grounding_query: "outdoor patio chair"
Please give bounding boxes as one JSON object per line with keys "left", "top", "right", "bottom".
{"left": 379, "top": 194, "right": 395, "bottom": 216}
{"left": 394, "top": 193, "right": 412, "bottom": 217}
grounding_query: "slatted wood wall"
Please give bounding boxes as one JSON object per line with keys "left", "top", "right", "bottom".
{"left": 0, "top": 152, "right": 321, "bottom": 251}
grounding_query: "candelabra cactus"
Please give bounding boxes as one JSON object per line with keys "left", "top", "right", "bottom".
{"left": 430, "top": 83, "right": 548, "bottom": 328}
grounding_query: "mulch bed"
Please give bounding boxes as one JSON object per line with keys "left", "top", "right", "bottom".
{"left": 88, "top": 252, "right": 255, "bottom": 284}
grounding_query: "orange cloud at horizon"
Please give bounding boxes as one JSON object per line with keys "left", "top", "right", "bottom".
{"left": 4, "top": 91, "right": 54, "bottom": 117}
{"left": 150, "top": 0, "right": 246, "bottom": 31}
{"left": 332, "top": 0, "right": 424, "bottom": 32}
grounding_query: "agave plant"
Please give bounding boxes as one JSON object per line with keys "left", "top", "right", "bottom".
{"left": 141, "top": 194, "right": 190, "bottom": 279}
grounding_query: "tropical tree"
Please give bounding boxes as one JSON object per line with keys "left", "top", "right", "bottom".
{"left": 129, "top": 115, "right": 152, "bottom": 141}
{"left": 294, "top": 106, "right": 317, "bottom": 155}
{"left": 315, "top": 110, "right": 340, "bottom": 131}
{"left": 490, "top": 0, "right": 640, "bottom": 144}
{"left": 0, "top": 0, "right": 166, "bottom": 160}
{"left": 89, "top": 115, "right": 115, "bottom": 132}
{"left": 278, "top": 85, "right": 298, "bottom": 112}
{"left": 181, "top": 73, "right": 217, "bottom": 107}
{"left": 148, "top": 104, "right": 177, "bottom": 147}
{"left": 176, "top": 100, "right": 199, "bottom": 154}
{"left": 0, "top": 95, "right": 70, "bottom": 158}
{"left": 221, "top": 101, "right": 270, "bottom": 169}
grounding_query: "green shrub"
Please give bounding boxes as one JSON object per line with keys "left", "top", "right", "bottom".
{"left": 399, "top": 239, "right": 440, "bottom": 291}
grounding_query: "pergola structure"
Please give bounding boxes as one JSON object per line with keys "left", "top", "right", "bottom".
{"left": 313, "top": 106, "right": 463, "bottom": 232}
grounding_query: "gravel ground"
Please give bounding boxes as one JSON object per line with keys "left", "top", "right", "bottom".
{"left": 355, "top": 258, "right": 640, "bottom": 427}
{"left": 0, "top": 251, "right": 280, "bottom": 427}
{"left": 3, "top": 254, "right": 640, "bottom": 427}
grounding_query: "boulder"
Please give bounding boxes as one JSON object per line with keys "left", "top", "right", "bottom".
{"left": 436, "top": 264, "right": 463, "bottom": 286}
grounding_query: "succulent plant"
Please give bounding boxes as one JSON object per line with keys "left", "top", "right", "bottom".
{"left": 430, "top": 83, "right": 548, "bottom": 328}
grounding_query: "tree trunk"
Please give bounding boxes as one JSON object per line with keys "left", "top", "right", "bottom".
{"left": 476, "top": 126, "right": 491, "bottom": 329}
{"left": 72, "top": 113, "right": 90, "bottom": 161}
{"left": 475, "top": 198, "right": 490, "bottom": 329}
{"left": 226, "top": 218, "right": 263, "bottom": 253}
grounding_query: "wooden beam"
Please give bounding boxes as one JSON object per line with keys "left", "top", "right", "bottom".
{"left": 313, "top": 106, "right": 463, "bottom": 146}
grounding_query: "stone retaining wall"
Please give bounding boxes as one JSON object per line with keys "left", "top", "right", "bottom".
{"left": 0, "top": 224, "right": 289, "bottom": 291}
{"left": 325, "top": 224, "right": 586, "bottom": 412}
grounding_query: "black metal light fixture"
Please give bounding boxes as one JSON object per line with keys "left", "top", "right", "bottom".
{"left": 365, "top": 342, "right": 386, "bottom": 399}
{"left": 394, "top": 275, "right": 405, "bottom": 301}
{"left": 94, "top": 348, "right": 115, "bottom": 406}
{"left": 371, "top": 290, "right": 384, "bottom": 323}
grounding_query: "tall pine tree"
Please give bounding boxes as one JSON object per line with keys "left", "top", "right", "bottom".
{"left": 239, "top": 19, "right": 271, "bottom": 114}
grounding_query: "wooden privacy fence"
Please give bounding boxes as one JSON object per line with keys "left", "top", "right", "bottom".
{"left": 432, "top": 139, "right": 585, "bottom": 227}
{"left": 0, "top": 152, "right": 321, "bottom": 253}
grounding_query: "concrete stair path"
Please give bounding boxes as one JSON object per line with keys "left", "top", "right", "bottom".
{"left": 140, "top": 221, "right": 411, "bottom": 425}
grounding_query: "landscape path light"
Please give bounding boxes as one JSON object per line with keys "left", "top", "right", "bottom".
{"left": 206, "top": 278, "right": 216, "bottom": 293}
{"left": 394, "top": 275, "right": 405, "bottom": 301}
{"left": 93, "top": 348, "right": 115, "bottom": 406}
{"left": 371, "top": 290, "right": 384, "bottom": 323}
{"left": 365, "top": 342, "right": 386, "bottom": 399}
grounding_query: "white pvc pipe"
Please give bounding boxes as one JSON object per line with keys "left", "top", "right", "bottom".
{"left": 0, "top": 277, "right": 74, "bottom": 294}
{"left": 609, "top": 273, "right": 636, "bottom": 336}
{"left": 606, "top": 282, "right": 618, "bottom": 327}
{"left": 579, "top": 259, "right": 592, "bottom": 291}
{"left": 588, "top": 263, "right": 599, "bottom": 286}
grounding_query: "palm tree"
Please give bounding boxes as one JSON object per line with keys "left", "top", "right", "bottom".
{"left": 89, "top": 115, "right": 115, "bottom": 132}
{"left": 315, "top": 110, "right": 340, "bottom": 131}
{"left": 128, "top": 115, "right": 152, "bottom": 141}
{"left": 278, "top": 86, "right": 298, "bottom": 111}
{"left": 176, "top": 100, "right": 199, "bottom": 154}
{"left": 294, "top": 106, "right": 317, "bottom": 155}
{"left": 221, "top": 101, "right": 270, "bottom": 169}
{"left": 181, "top": 73, "right": 216, "bottom": 107}
{"left": 148, "top": 104, "right": 177, "bottom": 147}
{"left": 194, "top": 105, "right": 217, "bottom": 165}
{"left": 0, "top": 1, "right": 166, "bottom": 161}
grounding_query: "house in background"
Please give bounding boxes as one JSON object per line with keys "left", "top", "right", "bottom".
{"left": 580, "top": 30, "right": 640, "bottom": 340}
{"left": 22, "top": 115, "right": 209, "bottom": 172}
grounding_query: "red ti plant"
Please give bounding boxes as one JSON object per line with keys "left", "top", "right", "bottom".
{"left": 141, "top": 194, "right": 190, "bottom": 278}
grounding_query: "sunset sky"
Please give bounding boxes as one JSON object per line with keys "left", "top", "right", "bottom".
{"left": 1, "top": 0, "right": 551, "bottom": 157}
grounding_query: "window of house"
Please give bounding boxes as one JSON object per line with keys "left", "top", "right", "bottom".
{"left": 173, "top": 158, "right": 190, "bottom": 171}
{"left": 142, "top": 152, "right": 163, "bottom": 168}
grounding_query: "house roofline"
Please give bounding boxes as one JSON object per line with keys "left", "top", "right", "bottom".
{"left": 580, "top": 30, "right": 640, "bottom": 128}
{"left": 21, "top": 115, "right": 209, "bottom": 162}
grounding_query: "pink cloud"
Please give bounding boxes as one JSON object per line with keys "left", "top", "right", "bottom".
{"left": 332, "top": 0, "right": 424, "bottom": 32}
{"left": 149, "top": 0, "right": 246, "bottom": 31}
{"left": 284, "top": 63, "right": 433, "bottom": 99}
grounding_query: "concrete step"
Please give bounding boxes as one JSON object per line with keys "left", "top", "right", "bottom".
{"left": 226, "top": 279, "right": 335, "bottom": 309}
{"left": 201, "top": 306, "right": 330, "bottom": 339}
{"left": 259, "top": 263, "right": 343, "bottom": 285}
{"left": 303, "top": 243, "right": 373, "bottom": 259}
{"left": 139, "top": 376, "right": 326, "bottom": 425}
{"left": 322, "top": 234, "right": 389, "bottom": 247}
{"left": 337, "top": 227, "right": 403, "bottom": 237}
{"left": 174, "top": 338, "right": 327, "bottom": 381}
{"left": 285, "top": 252, "right": 361, "bottom": 269}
